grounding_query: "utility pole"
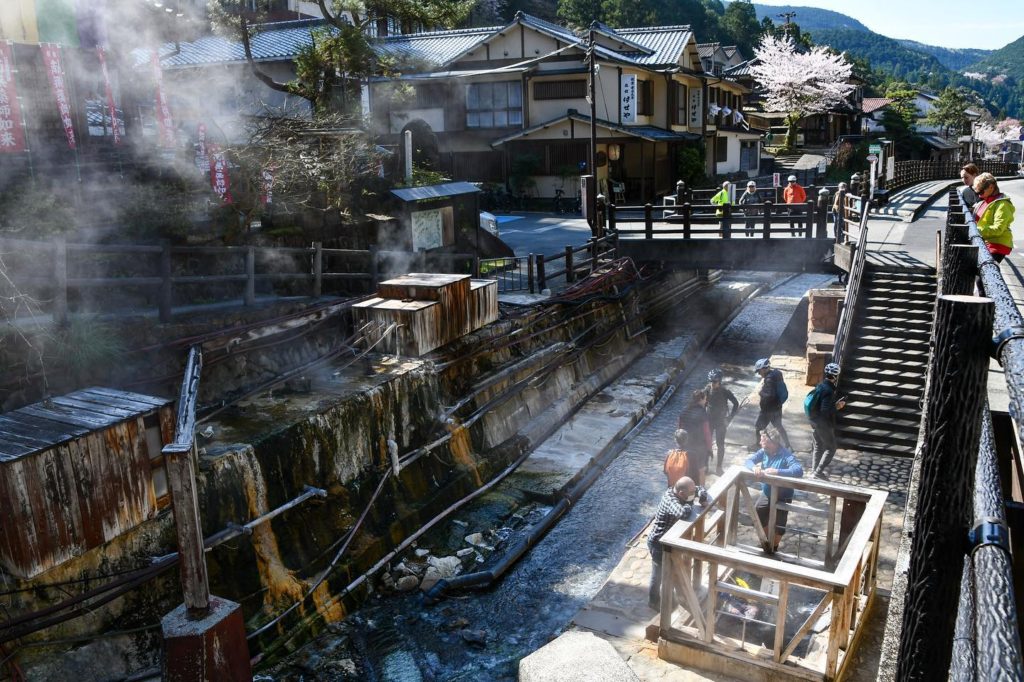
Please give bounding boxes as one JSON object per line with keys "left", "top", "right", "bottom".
{"left": 588, "top": 25, "right": 598, "bottom": 236}
{"left": 778, "top": 11, "right": 796, "bottom": 38}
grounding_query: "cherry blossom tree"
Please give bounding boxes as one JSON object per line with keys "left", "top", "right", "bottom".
{"left": 750, "top": 35, "right": 855, "bottom": 149}
{"left": 974, "top": 118, "right": 1022, "bottom": 158}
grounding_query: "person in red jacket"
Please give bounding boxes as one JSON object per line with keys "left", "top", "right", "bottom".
{"left": 783, "top": 174, "right": 807, "bottom": 236}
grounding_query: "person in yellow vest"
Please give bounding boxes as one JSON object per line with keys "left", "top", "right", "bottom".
{"left": 710, "top": 181, "right": 731, "bottom": 218}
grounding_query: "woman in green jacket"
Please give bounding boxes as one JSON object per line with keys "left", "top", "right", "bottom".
{"left": 972, "top": 173, "right": 1015, "bottom": 263}
{"left": 711, "top": 181, "right": 731, "bottom": 217}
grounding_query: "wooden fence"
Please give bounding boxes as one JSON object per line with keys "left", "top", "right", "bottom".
{"left": 883, "top": 159, "right": 1018, "bottom": 193}
{"left": 478, "top": 233, "right": 618, "bottom": 294}
{"left": 0, "top": 237, "right": 477, "bottom": 323}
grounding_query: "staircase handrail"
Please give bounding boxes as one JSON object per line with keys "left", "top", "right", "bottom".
{"left": 831, "top": 206, "right": 871, "bottom": 366}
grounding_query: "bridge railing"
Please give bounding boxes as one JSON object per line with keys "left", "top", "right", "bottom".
{"left": 478, "top": 231, "right": 619, "bottom": 294}
{"left": 880, "top": 190, "right": 1024, "bottom": 681}
{"left": 608, "top": 197, "right": 832, "bottom": 241}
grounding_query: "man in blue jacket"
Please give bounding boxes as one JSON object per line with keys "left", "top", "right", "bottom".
{"left": 744, "top": 424, "right": 803, "bottom": 552}
{"left": 809, "top": 362, "right": 846, "bottom": 480}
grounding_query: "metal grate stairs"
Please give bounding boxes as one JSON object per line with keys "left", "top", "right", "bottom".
{"left": 836, "top": 266, "right": 936, "bottom": 457}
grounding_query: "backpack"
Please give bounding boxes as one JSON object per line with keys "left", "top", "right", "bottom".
{"left": 804, "top": 385, "right": 823, "bottom": 417}
{"left": 664, "top": 449, "right": 690, "bottom": 487}
{"left": 774, "top": 370, "right": 789, "bottom": 404}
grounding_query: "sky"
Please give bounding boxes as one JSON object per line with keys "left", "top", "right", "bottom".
{"left": 747, "top": 0, "right": 1024, "bottom": 50}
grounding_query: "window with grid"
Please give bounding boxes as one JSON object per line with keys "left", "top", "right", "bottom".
{"left": 673, "top": 82, "right": 688, "bottom": 125}
{"left": 637, "top": 80, "right": 653, "bottom": 116}
{"left": 534, "top": 80, "right": 586, "bottom": 100}
{"left": 466, "top": 81, "right": 523, "bottom": 129}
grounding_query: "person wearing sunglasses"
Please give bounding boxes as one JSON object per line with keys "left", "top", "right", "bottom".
{"left": 972, "top": 172, "right": 1015, "bottom": 263}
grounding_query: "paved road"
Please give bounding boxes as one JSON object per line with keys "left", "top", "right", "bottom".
{"left": 491, "top": 213, "right": 595, "bottom": 257}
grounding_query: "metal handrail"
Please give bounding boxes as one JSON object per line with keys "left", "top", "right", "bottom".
{"left": 830, "top": 206, "right": 871, "bottom": 366}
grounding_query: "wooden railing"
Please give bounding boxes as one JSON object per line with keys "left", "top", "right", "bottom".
{"left": 657, "top": 466, "right": 887, "bottom": 680}
{"left": 882, "top": 159, "right": 1018, "bottom": 193}
{"left": 0, "top": 237, "right": 477, "bottom": 322}
{"left": 477, "top": 232, "right": 618, "bottom": 294}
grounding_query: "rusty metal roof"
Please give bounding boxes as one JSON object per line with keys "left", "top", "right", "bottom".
{"left": 0, "top": 388, "right": 171, "bottom": 462}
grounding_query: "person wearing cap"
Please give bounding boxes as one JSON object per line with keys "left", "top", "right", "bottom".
{"left": 783, "top": 174, "right": 807, "bottom": 236}
{"left": 744, "top": 425, "right": 803, "bottom": 552}
{"left": 753, "top": 358, "right": 791, "bottom": 449}
{"left": 647, "top": 476, "right": 710, "bottom": 610}
{"left": 808, "top": 362, "right": 846, "bottom": 479}
{"left": 737, "top": 181, "right": 761, "bottom": 237}
{"left": 710, "top": 181, "right": 731, "bottom": 218}
{"left": 705, "top": 368, "right": 739, "bottom": 475}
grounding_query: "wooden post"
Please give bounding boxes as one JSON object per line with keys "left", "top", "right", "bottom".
{"left": 596, "top": 194, "right": 606, "bottom": 239}
{"left": 565, "top": 246, "right": 575, "bottom": 283}
{"left": 312, "top": 242, "right": 323, "bottom": 298}
{"left": 644, "top": 203, "right": 653, "bottom": 239}
{"left": 527, "top": 253, "right": 535, "bottom": 294}
{"left": 53, "top": 237, "right": 68, "bottom": 325}
{"left": 590, "top": 237, "right": 599, "bottom": 274}
{"left": 369, "top": 245, "right": 380, "bottom": 289}
{"left": 804, "top": 199, "right": 815, "bottom": 239}
{"left": 244, "top": 246, "right": 256, "bottom": 306}
{"left": 896, "top": 295, "right": 994, "bottom": 682}
{"left": 817, "top": 189, "right": 830, "bottom": 239}
{"left": 536, "top": 253, "right": 546, "bottom": 291}
{"left": 835, "top": 189, "right": 846, "bottom": 244}
{"left": 160, "top": 240, "right": 172, "bottom": 323}
{"left": 763, "top": 201, "right": 773, "bottom": 239}
{"left": 682, "top": 203, "right": 691, "bottom": 240}
{"left": 941, "top": 244, "right": 979, "bottom": 297}
{"left": 164, "top": 348, "right": 210, "bottom": 617}
{"left": 721, "top": 203, "right": 732, "bottom": 239}
{"left": 675, "top": 179, "right": 687, "bottom": 208}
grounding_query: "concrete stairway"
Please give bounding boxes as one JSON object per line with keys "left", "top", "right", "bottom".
{"left": 836, "top": 266, "right": 936, "bottom": 457}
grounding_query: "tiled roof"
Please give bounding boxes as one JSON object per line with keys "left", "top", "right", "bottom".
{"left": 862, "top": 97, "right": 892, "bottom": 114}
{"left": 377, "top": 26, "right": 497, "bottom": 65}
{"left": 391, "top": 181, "right": 480, "bottom": 201}
{"left": 723, "top": 60, "right": 754, "bottom": 77}
{"left": 696, "top": 42, "right": 720, "bottom": 59}
{"left": 143, "top": 18, "right": 326, "bottom": 68}
{"left": 490, "top": 110, "right": 700, "bottom": 147}
{"left": 613, "top": 25, "right": 693, "bottom": 66}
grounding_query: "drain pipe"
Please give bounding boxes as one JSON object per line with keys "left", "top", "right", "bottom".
{"left": 423, "top": 272, "right": 794, "bottom": 604}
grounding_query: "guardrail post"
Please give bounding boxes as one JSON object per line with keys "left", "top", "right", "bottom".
{"left": 590, "top": 237, "right": 599, "bottom": 273}
{"left": 597, "top": 194, "right": 606, "bottom": 239}
{"left": 160, "top": 240, "right": 172, "bottom": 323}
{"left": 244, "top": 246, "right": 256, "bottom": 306}
{"left": 644, "top": 203, "right": 653, "bottom": 239}
{"left": 536, "top": 253, "right": 546, "bottom": 291}
{"left": 721, "top": 203, "right": 732, "bottom": 239}
{"left": 682, "top": 203, "right": 692, "bottom": 240}
{"left": 527, "top": 253, "right": 535, "bottom": 294}
{"left": 53, "top": 237, "right": 68, "bottom": 325}
{"left": 941, "top": 244, "right": 979, "bottom": 297}
{"left": 676, "top": 179, "right": 688, "bottom": 207}
{"left": 312, "top": 242, "right": 323, "bottom": 298}
{"left": 835, "top": 189, "right": 846, "bottom": 244}
{"left": 608, "top": 204, "right": 617, "bottom": 234}
{"left": 896, "top": 294, "right": 994, "bottom": 682}
{"left": 817, "top": 189, "right": 830, "bottom": 239}
{"left": 565, "top": 246, "right": 574, "bottom": 283}
{"left": 763, "top": 201, "right": 773, "bottom": 239}
{"left": 804, "top": 199, "right": 815, "bottom": 239}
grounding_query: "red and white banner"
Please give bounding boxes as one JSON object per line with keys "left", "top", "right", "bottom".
{"left": 96, "top": 47, "right": 120, "bottom": 145}
{"left": 209, "top": 145, "right": 232, "bottom": 203}
{"left": 195, "top": 122, "right": 209, "bottom": 172}
{"left": 0, "top": 41, "right": 27, "bottom": 153}
{"left": 41, "top": 44, "right": 76, "bottom": 150}
{"left": 150, "top": 49, "right": 175, "bottom": 148}
{"left": 260, "top": 167, "right": 274, "bottom": 205}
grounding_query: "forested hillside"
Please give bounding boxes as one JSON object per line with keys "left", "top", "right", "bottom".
{"left": 896, "top": 40, "right": 991, "bottom": 72}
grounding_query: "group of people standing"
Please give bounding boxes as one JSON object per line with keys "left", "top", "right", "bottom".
{"left": 958, "top": 163, "right": 1015, "bottom": 263}
{"left": 647, "top": 358, "right": 847, "bottom": 609}
{"left": 709, "top": 175, "right": 809, "bottom": 236}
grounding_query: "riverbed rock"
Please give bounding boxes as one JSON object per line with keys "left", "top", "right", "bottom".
{"left": 460, "top": 628, "right": 488, "bottom": 647}
{"left": 518, "top": 631, "right": 639, "bottom": 681}
{"left": 456, "top": 548, "right": 475, "bottom": 558}
{"left": 464, "top": 532, "right": 486, "bottom": 547}
{"left": 420, "top": 555, "right": 462, "bottom": 591}
{"left": 396, "top": 575, "right": 420, "bottom": 592}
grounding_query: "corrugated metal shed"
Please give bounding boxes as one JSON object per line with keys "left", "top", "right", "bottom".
{"left": 0, "top": 388, "right": 174, "bottom": 579}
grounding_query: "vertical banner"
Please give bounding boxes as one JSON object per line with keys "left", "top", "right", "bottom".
{"left": 620, "top": 74, "right": 636, "bottom": 124}
{"left": 96, "top": 47, "right": 120, "bottom": 144}
{"left": 209, "top": 145, "right": 232, "bottom": 203}
{"left": 0, "top": 40, "right": 27, "bottom": 153}
{"left": 688, "top": 88, "right": 702, "bottom": 128}
{"left": 260, "top": 167, "right": 274, "bottom": 205}
{"left": 150, "top": 49, "right": 175, "bottom": 148}
{"left": 41, "top": 43, "right": 76, "bottom": 149}
{"left": 194, "top": 122, "right": 209, "bottom": 172}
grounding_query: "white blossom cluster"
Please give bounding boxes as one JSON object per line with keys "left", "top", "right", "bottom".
{"left": 750, "top": 35, "right": 855, "bottom": 119}
{"left": 974, "top": 119, "right": 1022, "bottom": 151}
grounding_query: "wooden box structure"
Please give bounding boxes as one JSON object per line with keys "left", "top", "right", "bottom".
{"left": 353, "top": 273, "right": 498, "bottom": 356}
{"left": 0, "top": 388, "right": 174, "bottom": 579}
{"left": 656, "top": 467, "right": 886, "bottom": 681}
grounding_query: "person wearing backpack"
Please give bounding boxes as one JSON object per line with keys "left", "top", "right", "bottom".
{"left": 705, "top": 368, "right": 739, "bottom": 476}
{"left": 807, "top": 362, "right": 846, "bottom": 480}
{"left": 663, "top": 429, "right": 692, "bottom": 487}
{"left": 753, "top": 358, "right": 791, "bottom": 450}
{"left": 678, "top": 389, "right": 713, "bottom": 484}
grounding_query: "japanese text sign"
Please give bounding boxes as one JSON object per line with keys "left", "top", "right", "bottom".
{"left": 0, "top": 41, "right": 27, "bottom": 153}
{"left": 41, "top": 44, "right": 76, "bottom": 150}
